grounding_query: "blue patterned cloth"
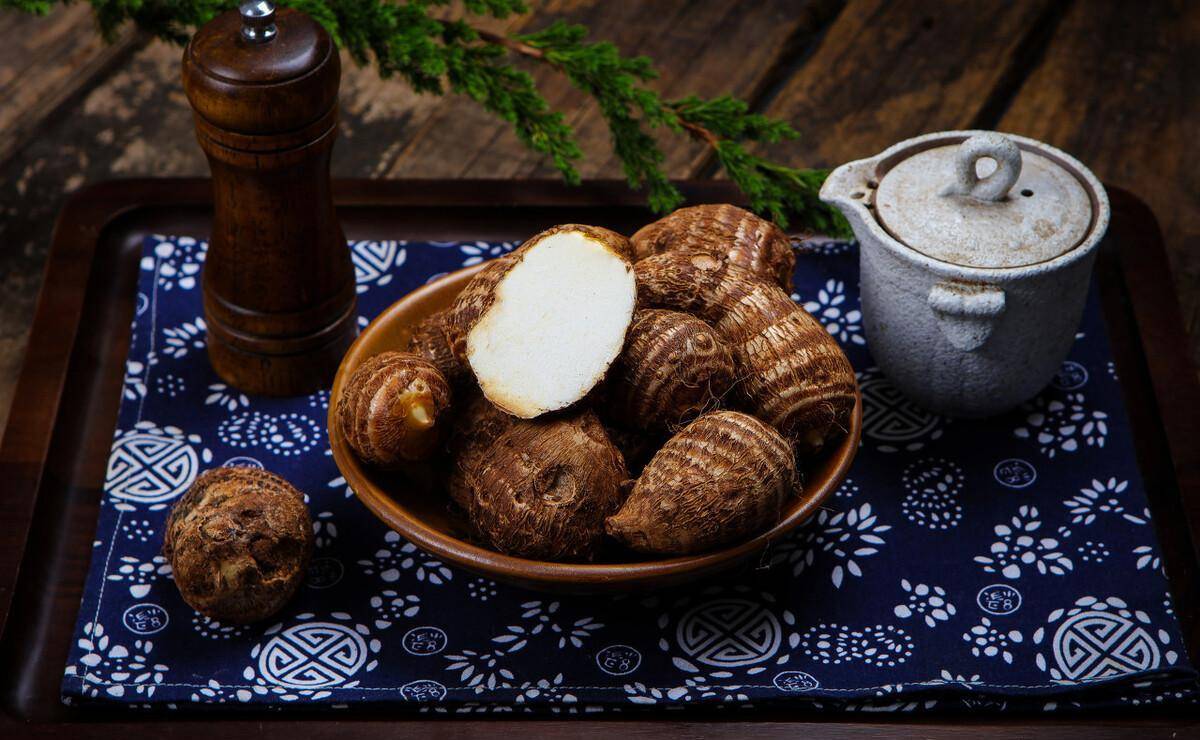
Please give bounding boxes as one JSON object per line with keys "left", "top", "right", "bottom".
{"left": 63, "top": 235, "right": 1198, "bottom": 713}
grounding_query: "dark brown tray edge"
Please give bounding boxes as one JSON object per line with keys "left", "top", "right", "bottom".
{"left": 1104, "top": 188, "right": 1200, "bottom": 656}
{"left": 0, "top": 180, "right": 1196, "bottom": 736}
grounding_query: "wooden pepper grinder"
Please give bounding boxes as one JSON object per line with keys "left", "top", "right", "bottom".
{"left": 182, "top": 1, "right": 356, "bottom": 395}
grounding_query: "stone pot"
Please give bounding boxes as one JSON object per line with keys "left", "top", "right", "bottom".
{"left": 820, "top": 130, "right": 1110, "bottom": 417}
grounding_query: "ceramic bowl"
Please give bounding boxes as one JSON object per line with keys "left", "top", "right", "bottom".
{"left": 328, "top": 263, "right": 862, "bottom": 592}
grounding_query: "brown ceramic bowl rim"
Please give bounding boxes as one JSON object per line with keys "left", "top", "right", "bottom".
{"left": 329, "top": 263, "right": 862, "bottom": 590}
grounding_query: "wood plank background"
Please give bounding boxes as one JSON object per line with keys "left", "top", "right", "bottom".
{"left": 0, "top": 0, "right": 1196, "bottom": 433}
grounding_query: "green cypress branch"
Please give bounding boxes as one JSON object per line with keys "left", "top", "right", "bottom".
{"left": 2, "top": 0, "right": 850, "bottom": 236}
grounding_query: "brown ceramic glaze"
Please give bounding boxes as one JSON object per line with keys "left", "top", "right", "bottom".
{"left": 329, "top": 264, "right": 862, "bottom": 593}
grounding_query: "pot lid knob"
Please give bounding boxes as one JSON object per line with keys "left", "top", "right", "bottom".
{"left": 874, "top": 131, "right": 1094, "bottom": 269}
{"left": 942, "top": 133, "right": 1022, "bottom": 202}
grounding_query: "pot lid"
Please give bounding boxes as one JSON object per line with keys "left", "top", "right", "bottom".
{"left": 874, "top": 132, "right": 1092, "bottom": 268}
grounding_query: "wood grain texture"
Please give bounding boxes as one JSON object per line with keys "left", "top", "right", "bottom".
{"left": 996, "top": 0, "right": 1200, "bottom": 372}
{"left": 755, "top": 0, "right": 1061, "bottom": 168}
{"left": 0, "top": 6, "right": 140, "bottom": 165}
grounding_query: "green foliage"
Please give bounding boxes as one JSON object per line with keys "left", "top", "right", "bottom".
{"left": 5, "top": 0, "right": 53, "bottom": 12}
{"left": 0, "top": 0, "right": 850, "bottom": 235}
{"left": 519, "top": 20, "right": 680, "bottom": 212}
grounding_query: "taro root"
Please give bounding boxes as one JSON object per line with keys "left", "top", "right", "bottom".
{"left": 636, "top": 252, "right": 857, "bottom": 455}
{"left": 338, "top": 351, "right": 453, "bottom": 466}
{"left": 606, "top": 410, "right": 796, "bottom": 555}
{"left": 406, "top": 309, "right": 466, "bottom": 383}
{"left": 453, "top": 224, "right": 637, "bottom": 419}
{"left": 443, "top": 393, "right": 517, "bottom": 510}
{"left": 163, "top": 467, "right": 313, "bottom": 623}
{"left": 607, "top": 309, "right": 736, "bottom": 431}
{"left": 457, "top": 408, "right": 628, "bottom": 561}
{"left": 631, "top": 203, "right": 795, "bottom": 288}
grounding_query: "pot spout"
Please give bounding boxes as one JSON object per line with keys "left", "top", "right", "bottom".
{"left": 819, "top": 158, "right": 878, "bottom": 240}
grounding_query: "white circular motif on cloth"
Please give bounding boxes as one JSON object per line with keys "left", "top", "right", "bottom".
{"left": 1052, "top": 361, "right": 1089, "bottom": 390}
{"left": 401, "top": 679, "right": 447, "bottom": 701}
{"left": 305, "top": 557, "right": 344, "bottom": 590}
{"left": 977, "top": 584, "right": 1022, "bottom": 616}
{"left": 1052, "top": 611, "right": 1160, "bottom": 681}
{"left": 675, "top": 598, "right": 782, "bottom": 668}
{"left": 122, "top": 603, "right": 169, "bottom": 635}
{"left": 402, "top": 626, "right": 448, "bottom": 656}
{"left": 257, "top": 622, "right": 368, "bottom": 689}
{"left": 1033, "top": 596, "right": 1177, "bottom": 682}
{"left": 223, "top": 456, "right": 264, "bottom": 469}
{"left": 595, "top": 645, "right": 642, "bottom": 675}
{"left": 106, "top": 424, "right": 204, "bottom": 504}
{"left": 993, "top": 458, "right": 1037, "bottom": 489}
{"left": 858, "top": 369, "right": 944, "bottom": 453}
{"left": 773, "top": 670, "right": 819, "bottom": 691}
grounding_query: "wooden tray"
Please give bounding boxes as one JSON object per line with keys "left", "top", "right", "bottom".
{"left": 0, "top": 179, "right": 1196, "bottom": 737}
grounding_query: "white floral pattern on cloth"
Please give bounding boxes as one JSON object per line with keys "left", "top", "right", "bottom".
{"left": 142, "top": 235, "right": 206, "bottom": 291}
{"left": 893, "top": 580, "right": 956, "bottom": 628}
{"left": 900, "top": 458, "right": 964, "bottom": 530}
{"left": 974, "top": 505, "right": 1073, "bottom": 580}
{"left": 62, "top": 236, "right": 1198, "bottom": 712}
{"left": 775, "top": 503, "right": 891, "bottom": 588}
{"left": 65, "top": 622, "right": 168, "bottom": 699}
{"left": 216, "top": 411, "right": 323, "bottom": 457}
{"left": 1064, "top": 477, "right": 1147, "bottom": 525}
{"left": 161, "top": 317, "right": 207, "bottom": 359}
{"left": 799, "top": 278, "right": 865, "bottom": 346}
{"left": 800, "top": 623, "right": 914, "bottom": 668}
{"left": 359, "top": 530, "right": 454, "bottom": 585}
{"left": 1013, "top": 392, "right": 1109, "bottom": 458}
{"left": 963, "top": 617, "right": 1023, "bottom": 664}
{"left": 458, "top": 240, "right": 517, "bottom": 267}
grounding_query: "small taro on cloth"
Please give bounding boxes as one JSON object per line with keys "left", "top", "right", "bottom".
{"left": 63, "top": 234, "right": 1198, "bottom": 712}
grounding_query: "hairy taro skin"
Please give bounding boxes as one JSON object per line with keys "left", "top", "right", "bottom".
{"left": 407, "top": 309, "right": 467, "bottom": 383}
{"left": 464, "top": 409, "right": 628, "bottom": 561}
{"left": 338, "top": 351, "right": 453, "bottom": 467}
{"left": 631, "top": 203, "right": 796, "bottom": 289}
{"left": 606, "top": 410, "right": 796, "bottom": 555}
{"left": 444, "top": 254, "right": 519, "bottom": 367}
{"left": 634, "top": 252, "right": 857, "bottom": 455}
{"left": 443, "top": 393, "right": 518, "bottom": 510}
{"left": 163, "top": 467, "right": 313, "bottom": 624}
{"left": 608, "top": 309, "right": 736, "bottom": 431}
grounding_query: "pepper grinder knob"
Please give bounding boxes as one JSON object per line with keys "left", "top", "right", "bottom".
{"left": 240, "top": 1, "right": 277, "bottom": 43}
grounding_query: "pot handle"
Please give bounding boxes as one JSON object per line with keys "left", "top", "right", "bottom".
{"left": 927, "top": 281, "right": 1006, "bottom": 352}
{"left": 941, "top": 132, "right": 1022, "bottom": 202}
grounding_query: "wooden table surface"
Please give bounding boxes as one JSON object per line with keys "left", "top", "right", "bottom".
{"left": 0, "top": 0, "right": 1196, "bottom": 434}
